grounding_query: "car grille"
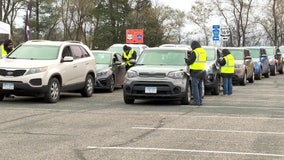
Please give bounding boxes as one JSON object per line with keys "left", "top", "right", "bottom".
{"left": 0, "top": 69, "right": 26, "bottom": 77}
{"left": 139, "top": 72, "right": 166, "bottom": 78}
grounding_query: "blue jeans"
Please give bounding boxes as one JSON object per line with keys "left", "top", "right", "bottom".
{"left": 191, "top": 77, "right": 203, "bottom": 104}
{"left": 223, "top": 77, "right": 233, "bottom": 95}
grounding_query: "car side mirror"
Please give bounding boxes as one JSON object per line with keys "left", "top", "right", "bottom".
{"left": 62, "top": 56, "right": 73, "bottom": 62}
{"left": 113, "top": 61, "right": 122, "bottom": 65}
{"left": 129, "top": 59, "right": 137, "bottom": 65}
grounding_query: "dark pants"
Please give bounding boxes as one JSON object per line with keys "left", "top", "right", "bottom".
{"left": 191, "top": 77, "right": 203, "bottom": 104}
{"left": 223, "top": 77, "right": 233, "bottom": 95}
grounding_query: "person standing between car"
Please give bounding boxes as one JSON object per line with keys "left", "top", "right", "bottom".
{"left": 1, "top": 39, "right": 13, "bottom": 58}
{"left": 218, "top": 49, "right": 235, "bottom": 96}
{"left": 185, "top": 41, "right": 207, "bottom": 106}
{"left": 122, "top": 45, "right": 137, "bottom": 71}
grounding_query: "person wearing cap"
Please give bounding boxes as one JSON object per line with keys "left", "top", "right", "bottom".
{"left": 1, "top": 39, "right": 13, "bottom": 58}
{"left": 122, "top": 45, "right": 137, "bottom": 71}
{"left": 185, "top": 41, "right": 207, "bottom": 106}
{"left": 218, "top": 49, "right": 235, "bottom": 96}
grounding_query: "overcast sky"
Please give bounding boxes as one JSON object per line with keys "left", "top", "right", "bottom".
{"left": 155, "top": 0, "right": 195, "bottom": 12}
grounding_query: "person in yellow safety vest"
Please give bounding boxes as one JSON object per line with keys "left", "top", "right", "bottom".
{"left": 1, "top": 39, "right": 13, "bottom": 58}
{"left": 122, "top": 45, "right": 137, "bottom": 71}
{"left": 218, "top": 49, "right": 235, "bottom": 96}
{"left": 185, "top": 41, "right": 207, "bottom": 106}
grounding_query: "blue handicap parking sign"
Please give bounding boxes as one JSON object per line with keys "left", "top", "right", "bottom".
{"left": 137, "top": 34, "right": 142, "bottom": 40}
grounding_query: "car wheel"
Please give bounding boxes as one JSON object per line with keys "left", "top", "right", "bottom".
{"left": 240, "top": 72, "right": 247, "bottom": 86}
{"left": 124, "top": 94, "right": 135, "bottom": 104}
{"left": 211, "top": 76, "right": 220, "bottom": 95}
{"left": 0, "top": 94, "right": 4, "bottom": 101}
{"left": 181, "top": 80, "right": 191, "bottom": 105}
{"left": 270, "top": 65, "right": 276, "bottom": 76}
{"left": 264, "top": 70, "right": 270, "bottom": 78}
{"left": 107, "top": 75, "right": 115, "bottom": 92}
{"left": 44, "top": 78, "right": 60, "bottom": 103}
{"left": 81, "top": 74, "right": 94, "bottom": 97}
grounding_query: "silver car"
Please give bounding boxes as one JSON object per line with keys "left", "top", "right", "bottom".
{"left": 123, "top": 47, "right": 191, "bottom": 104}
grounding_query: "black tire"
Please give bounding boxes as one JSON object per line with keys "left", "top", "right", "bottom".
{"left": 81, "top": 74, "right": 94, "bottom": 97}
{"left": 123, "top": 94, "right": 135, "bottom": 104}
{"left": 240, "top": 72, "right": 247, "bottom": 86}
{"left": 107, "top": 75, "right": 115, "bottom": 92}
{"left": 0, "top": 95, "right": 4, "bottom": 101}
{"left": 211, "top": 77, "right": 220, "bottom": 95}
{"left": 44, "top": 78, "right": 60, "bottom": 103}
{"left": 270, "top": 65, "right": 276, "bottom": 76}
{"left": 264, "top": 70, "right": 270, "bottom": 78}
{"left": 181, "top": 80, "right": 191, "bottom": 105}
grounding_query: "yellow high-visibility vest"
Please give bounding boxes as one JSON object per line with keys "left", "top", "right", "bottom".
{"left": 123, "top": 49, "right": 135, "bottom": 66}
{"left": 1, "top": 44, "right": 7, "bottom": 59}
{"left": 190, "top": 48, "right": 207, "bottom": 70}
{"left": 221, "top": 54, "right": 235, "bottom": 74}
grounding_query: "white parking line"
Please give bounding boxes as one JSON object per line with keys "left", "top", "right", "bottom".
{"left": 132, "top": 127, "right": 284, "bottom": 135}
{"left": 185, "top": 105, "right": 284, "bottom": 110}
{"left": 87, "top": 146, "right": 284, "bottom": 157}
{"left": 188, "top": 115, "right": 284, "bottom": 120}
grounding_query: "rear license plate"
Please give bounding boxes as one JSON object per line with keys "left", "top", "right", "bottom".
{"left": 3, "top": 82, "right": 14, "bottom": 90}
{"left": 145, "top": 86, "right": 157, "bottom": 93}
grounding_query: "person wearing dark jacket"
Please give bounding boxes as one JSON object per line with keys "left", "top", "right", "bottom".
{"left": 1, "top": 39, "right": 13, "bottom": 58}
{"left": 218, "top": 49, "right": 235, "bottom": 96}
{"left": 122, "top": 45, "right": 137, "bottom": 71}
{"left": 185, "top": 41, "right": 207, "bottom": 106}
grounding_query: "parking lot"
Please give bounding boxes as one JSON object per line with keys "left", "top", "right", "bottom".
{"left": 0, "top": 74, "right": 284, "bottom": 160}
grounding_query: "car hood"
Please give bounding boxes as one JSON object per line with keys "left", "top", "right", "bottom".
{"left": 0, "top": 58, "right": 58, "bottom": 68}
{"left": 206, "top": 61, "right": 215, "bottom": 66}
{"left": 131, "top": 65, "right": 187, "bottom": 73}
{"left": 234, "top": 60, "right": 244, "bottom": 65}
{"left": 96, "top": 64, "right": 109, "bottom": 72}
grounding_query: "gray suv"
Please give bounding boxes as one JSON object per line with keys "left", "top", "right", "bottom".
{"left": 0, "top": 40, "right": 96, "bottom": 103}
{"left": 123, "top": 47, "right": 191, "bottom": 105}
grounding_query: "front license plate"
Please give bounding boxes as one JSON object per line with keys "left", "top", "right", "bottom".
{"left": 3, "top": 82, "right": 14, "bottom": 90}
{"left": 145, "top": 86, "right": 157, "bottom": 93}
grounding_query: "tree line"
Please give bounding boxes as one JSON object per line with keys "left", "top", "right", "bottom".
{"left": 1, "top": 0, "right": 284, "bottom": 49}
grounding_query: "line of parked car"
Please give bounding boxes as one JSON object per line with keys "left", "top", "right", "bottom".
{"left": 0, "top": 40, "right": 283, "bottom": 104}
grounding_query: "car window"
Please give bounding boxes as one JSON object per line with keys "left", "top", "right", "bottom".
{"left": 204, "top": 48, "right": 216, "bottom": 61}
{"left": 8, "top": 45, "right": 59, "bottom": 60}
{"left": 93, "top": 52, "right": 111, "bottom": 64}
{"left": 265, "top": 48, "right": 275, "bottom": 56}
{"left": 230, "top": 50, "right": 244, "bottom": 60}
{"left": 138, "top": 50, "right": 185, "bottom": 66}
{"left": 62, "top": 46, "right": 72, "bottom": 58}
{"left": 70, "top": 45, "right": 89, "bottom": 59}
{"left": 248, "top": 49, "right": 260, "bottom": 58}
{"left": 280, "top": 46, "right": 284, "bottom": 53}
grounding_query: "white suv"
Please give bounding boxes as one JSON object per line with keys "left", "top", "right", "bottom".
{"left": 0, "top": 40, "right": 96, "bottom": 103}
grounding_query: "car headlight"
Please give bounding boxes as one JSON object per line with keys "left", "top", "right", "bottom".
{"left": 126, "top": 70, "right": 138, "bottom": 78}
{"left": 25, "top": 67, "right": 48, "bottom": 75}
{"left": 97, "top": 69, "right": 111, "bottom": 78}
{"left": 167, "top": 71, "right": 184, "bottom": 79}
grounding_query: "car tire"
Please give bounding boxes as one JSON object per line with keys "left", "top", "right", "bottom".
{"left": 0, "top": 94, "right": 4, "bottom": 101}
{"left": 44, "top": 78, "right": 60, "bottom": 103}
{"left": 181, "top": 80, "right": 191, "bottom": 105}
{"left": 124, "top": 94, "right": 135, "bottom": 104}
{"left": 81, "top": 74, "right": 94, "bottom": 97}
{"left": 211, "top": 76, "right": 220, "bottom": 95}
{"left": 108, "top": 75, "right": 115, "bottom": 92}
{"left": 270, "top": 65, "right": 276, "bottom": 76}
{"left": 264, "top": 70, "right": 270, "bottom": 78}
{"left": 240, "top": 72, "right": 247, "bottom": 86}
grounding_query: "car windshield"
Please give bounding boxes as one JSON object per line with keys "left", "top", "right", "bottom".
{"left": 137, "top": 50, "right": 185, "bottom": 66}
{"left": 229, "top": 49, "right": 244, "bottom": 60}
{"left": 248, "top": 49, "right": 260, "bottom": 58}
{"left": 204, "top": 48, "right": 216, "bottom": 61}
{"left": 264, "top": 47, "right": 275, "bottom": 56}
{"left": 8, "top": 45, "right": 59, "bottom": 60}
{"left": 107, "top": 46, "right": 140, "bottom": 55}
{"left": 279, "top": 46, "right": 284, "bottom": 53}
{"left": 93, "top": 52, "right": 111, "bottom": 64}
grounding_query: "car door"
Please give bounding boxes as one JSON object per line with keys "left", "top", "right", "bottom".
{"left": 112, "top": 53, "right": 126, "bottom": 85}
{"left": 244, "top": 49, "right": 254, "bottom": 78}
